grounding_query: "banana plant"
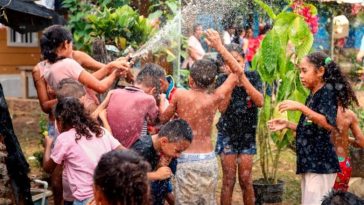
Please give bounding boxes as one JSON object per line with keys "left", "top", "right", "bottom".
{"left": 252, "top": 0, "right": 315, "bottom": 184}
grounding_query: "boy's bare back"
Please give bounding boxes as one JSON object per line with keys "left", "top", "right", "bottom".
{"left": 171, "top": 89, "right": 222, "bottom": 153}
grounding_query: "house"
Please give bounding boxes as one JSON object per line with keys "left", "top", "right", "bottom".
{"left": 0, "top": 25, "right": 40, "bottom": 98}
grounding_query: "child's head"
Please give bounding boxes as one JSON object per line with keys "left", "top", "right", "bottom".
{"left": 40, "top": 25, "right": 73, "bottom": 63}
{"left": 54, "top": 97, "right": 102, "bottom": 141}
{"left": 300, "top": 51, "right": 358, "bottom": 108}
{"left": 135, "top": 63, "right": 167, "bottom": 95}
{"left": 158, "top": 119, "right": 193, "bottom": 158}
{"left": 189, "top": 59, "right": 218, "bottom": 89}
{"left": 193, "top": 24, "right": 203, "bottom": 39}
{"left": 56, "top": 78, "right": 86, "bottom": 101}
{"left": 93, "top": 150, "right": 151, "bottom": 205}
{"left": 212, "top": 44, "right": 244, "bottom": 74}
{"left": 245, "top": 26, "right": 253, "bottom": 38}
{"left": 321, "top": 190, "right": 364, "bottom": 205}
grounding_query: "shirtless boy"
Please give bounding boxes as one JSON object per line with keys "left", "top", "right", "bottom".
{"left": 331, "top": 107, "right": 364, "bottom": 191}
{"left": 160, "top": 29, "right": 249, "bottom": 204}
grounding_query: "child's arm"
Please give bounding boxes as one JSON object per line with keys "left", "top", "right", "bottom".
{"left": 91, "top": 58, "right": 130, "bottom": 80}
{"left": 91, "top": 90, "right": 114, "bottom": 119}
{"left": 147, "top": 166, "right": 172, "bottom": 181}
{"left": 349, "top": 112, "right": 364, "bottom": 148}
{"left": 159, "top": 90, "right": 179, "bottom": 123}
{"left": 239, "top": 73, "right": 264, "bottom": 107}
{"left": 72, "top": 50, "right": 105, "bottom": 71}
{"left": 279, "top": 100, "right": 335, "bottom": 131}
{"left": 217, "top": 74, "right": 237, "bottom": 113}
{"left": 205, "top": 29, "right": 243, "bottom": 76}
{"left": 268, "top": 119, "right": 297, "bottom": 132}
{"left": 32, "top": 65, "right": 57, "bottom": 113}
{"left": 43, "top": 136, "right": 58, "bottom": 173}
{"left": 98, "top": 109, "right": 112, "bottom": 133}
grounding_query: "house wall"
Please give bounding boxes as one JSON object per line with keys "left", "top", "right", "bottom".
{"left": 0, "top": 27, "right": 41, "bottom": 75}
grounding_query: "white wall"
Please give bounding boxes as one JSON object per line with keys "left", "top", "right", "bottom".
{"left": 0, "top": 75, "right": 37, "bottom": 98}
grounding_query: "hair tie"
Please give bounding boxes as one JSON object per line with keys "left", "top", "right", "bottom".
{"left": 324, "top": 57, "right": 332, "bottom": 65}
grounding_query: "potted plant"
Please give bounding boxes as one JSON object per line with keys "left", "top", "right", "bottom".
{"left": 251, "top": 0, "right": 317, "bottom": 204}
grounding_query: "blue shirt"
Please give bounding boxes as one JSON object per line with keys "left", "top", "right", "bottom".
{"left": 296, "top": 84, "right": 340, "bottom": 174}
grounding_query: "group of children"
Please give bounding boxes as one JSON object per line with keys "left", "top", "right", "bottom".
{"left": 33, "top": 24, "right": 364, "bottom": 205}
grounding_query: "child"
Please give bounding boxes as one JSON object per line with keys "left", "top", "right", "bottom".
{"left": 321, "top": 190, "right": 364, "bottom": 205}
{"left": 91, "top": 150, "right": 151, "bottom": 205}
{"left": 43, "top": 97, "right": 124, "bottom": 204}
{"left": 331, "top": 107, "right": 364, "bottom": 191}
{"left": 268, "top": 51, "right": 358, "bottom": 205}
{"left": 92, "top": 63, "right": 166, "bottom": 148}
{"left": 215, "top": 43, "right": 263, "bottom": 205}
{"left": 38, "top": 25, "right": 130, "bottom": 112}
{"left": 131, "top": 119, "right": 193, "bottom": 205}
{"left": 159, "top": 29, "right": 245, "bottom": 204}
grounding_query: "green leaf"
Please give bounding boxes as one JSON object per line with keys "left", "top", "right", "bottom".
{"left": 263, "top": 95, "right": 272, "bottom": 121}
{"left": 277, "top": 70, "right": 295, "bottom": 101}
{"left": 254, "top": 0, "right": 277, "bottom": 20}
{"left": 289, "top": 16, "right": 313, "bottom": 60}
{"left": 261, "top": 30, "right": 280, "bottom": 75}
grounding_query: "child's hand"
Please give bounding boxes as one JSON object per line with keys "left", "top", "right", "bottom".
{"left": 268, "top": 119, "right": 288, "bottom": 131}
{"left": 158, "top": 155, "right": 172, "bottom": 167}
{"left": 205, "top": 29, "right": 223, "bottom": 49}
{"left": 108, "top": 59, "right": 131, "bottom": 72}
{"left": 155, "top": 166, "right": 172, "bottom": 180}
{"left": 278, "top": 100, "right": 302, "bottom": 112}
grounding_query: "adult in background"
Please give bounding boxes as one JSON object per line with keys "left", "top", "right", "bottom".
{"left": 182, "top": 24, "right": 206, "bottom": 69}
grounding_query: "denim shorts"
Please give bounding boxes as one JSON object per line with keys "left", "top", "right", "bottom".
{"left": 215, "top": 132, "right": 256, "bottom": 155}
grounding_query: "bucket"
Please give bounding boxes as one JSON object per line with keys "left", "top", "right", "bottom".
{"left": 253, "top": 179, "right": 285, "bottom": 205}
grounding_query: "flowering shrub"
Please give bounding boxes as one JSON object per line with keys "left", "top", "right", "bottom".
{"left": 291, "top": 1, "right": 319, "bottom": 34}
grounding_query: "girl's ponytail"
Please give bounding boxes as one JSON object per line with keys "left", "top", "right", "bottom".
{"left": 306, "top": 51, "right": 358, "bottom": 108}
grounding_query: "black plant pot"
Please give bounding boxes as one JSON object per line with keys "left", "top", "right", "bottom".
{"left": 253, "top": 179, "right": 285, "bottom": 205}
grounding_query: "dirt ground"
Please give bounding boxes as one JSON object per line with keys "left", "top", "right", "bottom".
{"left": 11, "top": 91, "right": 364, "bottom": 205}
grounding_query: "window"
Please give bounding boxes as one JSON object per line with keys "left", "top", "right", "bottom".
{"left": 7, "top": 28, "right": 38, "bottom": 47}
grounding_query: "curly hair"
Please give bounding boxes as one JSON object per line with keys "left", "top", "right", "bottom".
{"left": 94, "top": 150, "right": 151, "bottom": 205}
{"left": 306, "top": 51, "right": 358, "bottom": 108}
{"left": 40, "top": 25, "right": 73, "bottom": 63}
{"left": 54, "top": 97, "right": 103, "bottom": 142}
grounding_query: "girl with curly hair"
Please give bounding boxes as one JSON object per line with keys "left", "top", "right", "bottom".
{"left": 268, "top": 51, "right": 358, "bottom": 205}
{"left": 43, "top": 97, "right": 125, "bottom": 205}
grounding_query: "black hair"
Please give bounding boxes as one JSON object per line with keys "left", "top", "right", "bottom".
{"left": 54, "top": 97, "right": 103, "bottom": 142}
{"left": 259, "top": 24, "right": 271, "bottom": 35}
{"left": 193, "top": 24, "right": 202, "bottom": 33}
{"left": 94, "top": 150, "right": 151, "bottom": 205}
{"left": 135, "top": 63, "right": 166, "bottom": 93}
{"left": 56, "top": 78, "right": 86, "bottom": 100}
{"left": 158, "top": 119, "right": 193, "bottom": 143}
{"left": 226, "top": 43, "right": 245, "bottom": 58}
{"left": 306, "top": 51, "right": 358, "bottom": 108}
{"left": 190, "top": 59, "right": 218, "bottom": 89}
{"left": 321, "top": 190, "right": 364, "bottom": 205}
{"left": 40, "top": 25, "right": 73, "bottom": 63}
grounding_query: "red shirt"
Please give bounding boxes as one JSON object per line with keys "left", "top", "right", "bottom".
{"left": 107, "top": 87, "right": 159, "bottom": 148}
{"left": 246, "top": 35, "right": 264, "bottom": 62}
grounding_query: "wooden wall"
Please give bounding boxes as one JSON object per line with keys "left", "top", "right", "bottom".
{"left": 0, "top": 27, "right": 41, "bottom": 74}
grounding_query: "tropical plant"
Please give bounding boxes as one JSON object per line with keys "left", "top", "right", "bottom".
{"left": 62, "top": 0, "right": 156, "bottom": 53}
{"left": 252, "top": 0, "right": 316, "bottom": 184}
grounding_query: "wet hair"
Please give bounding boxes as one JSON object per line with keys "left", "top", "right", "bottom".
{"left": 226, "top": 43, "right": 245, "bottom": 58}
{"left": 190, "top": 59, "right": 218, "bottom": 88}
{"left": 94, "top": 150, "right": 150, "bottom": 205}
{"left": 158, "top": 119, "right": 193, "bottom": 143}
{"left": 321, "top": 190, "right": 364, "bottom": 205}
{"left": 306, "top": 51, "right": 358, "bottom": 108}
{"left": 193, "top": 24, "right": 202, "bottom": 33}
{"left": 54, "top": 97, "right": 103, "bottom": 142}
{"left": 40, "top": 25, "right": 73, "bottom": 63}
{"left": 135, "top": 63, "right": 166, "bottom": 93}
{"left": 56, "top": 78, "right": 86, "bottom": 100}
